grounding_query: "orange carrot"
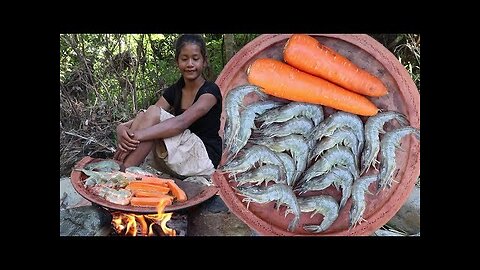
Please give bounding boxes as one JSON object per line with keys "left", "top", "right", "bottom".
{"left": 247, "top": 58, "right": 379, "bottom": 116}
{"left": 283, "top": 34, "right": 388, "bottom": 97}
{"left": 130, "top": 196, "right": 174, "bottom": 207}
{"left": 138, "top": 176, "right": 174, "bottom": 187}
{"left": 125, "top": 182, "right": 171, "bottom": 194}
{"left": 165, "top": 181, "right": 188, "bottom": 202}
{"left": 133, "top": 190, "right": 170, "bottom": 197}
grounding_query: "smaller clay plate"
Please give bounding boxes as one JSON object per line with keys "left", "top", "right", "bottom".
{"left": 70, "top": 156, "right": 218, "bottom": 214}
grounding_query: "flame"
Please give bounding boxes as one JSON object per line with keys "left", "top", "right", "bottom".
{"left": 111, "top": 199, "right": 176, "bottom": 236}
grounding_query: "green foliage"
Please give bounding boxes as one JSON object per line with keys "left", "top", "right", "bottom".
{"left": 205, "top": 36, "right": 224, "bottom": 81}
{"left": 393, "top": 34, "right": 420, "bottom": 91}
{"left": 61, "top": 34, "right": 177, "bottom": 123}
{"left": 60, "top": 33, "right": 264, "bottom": 128}
{"left": 371, "top": 34, "right": 420, "bottom": 91}
{"left": 60, "top": 33, "right": 420, "bottom": 124}
{"left": 234, "top": 34, "right": 261, "bottom": 50}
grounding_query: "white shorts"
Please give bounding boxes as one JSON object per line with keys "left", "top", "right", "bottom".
{"left": 145, "top": 108, "right": 215, "bottom": 178}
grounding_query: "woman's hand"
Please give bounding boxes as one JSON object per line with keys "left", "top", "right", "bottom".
{"left": 113, "top": 124, "right": 140, "bottom": 162}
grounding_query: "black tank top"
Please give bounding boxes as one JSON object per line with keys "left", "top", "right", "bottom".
{"left": 162, "top": 77, "right": 223, "bottom": 168}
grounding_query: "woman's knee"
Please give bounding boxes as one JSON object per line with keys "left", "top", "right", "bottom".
{"left": 144, "top": 105, "right": 161, "bottom": 124}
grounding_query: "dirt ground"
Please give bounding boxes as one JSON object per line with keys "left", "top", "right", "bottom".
{"left": 186, "top": 195, "right": 255, "bottom": 236}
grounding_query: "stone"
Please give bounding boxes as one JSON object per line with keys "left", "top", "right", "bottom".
{"left": 204, "top": 195, "right": 229, "bottom": 213}
{"left": 60, "top": 177, "right": 91, "bottom": 210}
{"left": 372, "top": 229, "right": 407, "bottom": 236}
{"left": 386, "top": 186, "right": 420, "bottom": 234}
{"left": 187, "top": 195, "right": 253, "bottom": 236}
{"left": 187, "top": 211, "right": 253, "bottom": 236}
{"left": 60, "top": 205, "right": 112, "bottom": 236}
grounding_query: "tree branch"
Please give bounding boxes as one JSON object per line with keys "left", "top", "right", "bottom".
{"left": 64, "top": 131, "right": 115, "bottom": 152}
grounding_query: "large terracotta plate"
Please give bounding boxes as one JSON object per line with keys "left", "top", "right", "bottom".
{"left": 213, "top": 34, "right": 420, "bottom": 236}
{"left": 71, "top": 156, "right": 218, "bottom": 214}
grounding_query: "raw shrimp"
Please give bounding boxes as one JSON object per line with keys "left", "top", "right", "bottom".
{"left": 223, "top": 84, "right": 267, "bottom": 153}
{"left": 309, "top": 128, "right": 359, "bottom": 167}
{"left": 226, "top": 100, "right": 283, "bottom": 162}
{"left": 294, "top": 166, "right": 353, "bottom": 210}
{"left": 290, "top": 195, "right": 339, "bottom": 233}
{"left": 360, "top": 111, "right": 410, "bottom": 175}
{"left": 255, "top": 116, "right": 314, "bottom": 138}
{"left": 235, "top": 183, "right": 300, "bottom": 232}
{"left": 349, "top": 174, "right": 378, "bottom": 229}
{"left": 377, "top": 126, "right": 420, "bottom": 191}
{"left": 298, "top": 145, "right": 358, "bottom": 186}
{"left": 252, "top": 134, "right": 310, "bottom": 184}
{"left": 220, "top": 145, "right": 286, "bottom": 181}
{"left": 310, "top": 111, "right": 364, "bottom": 154}
{"left": 232, "top": 164, "right": 285, "bottom": 186}
{"left": 257, "top": 102, "right": 324, "bottom": 127}
{"left": 276, "top": 152, "right": 296, "bottom": 186}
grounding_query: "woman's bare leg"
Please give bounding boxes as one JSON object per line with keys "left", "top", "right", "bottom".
{"left": 114, "top": 110, "right": 145, "bottom": 162}
{"left": 122, "top": 105, "right": 161, "bottom": 167}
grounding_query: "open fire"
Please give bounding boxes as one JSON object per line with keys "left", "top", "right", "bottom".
{"left": 111, "top": 200, "right": 176, "bottom": 236}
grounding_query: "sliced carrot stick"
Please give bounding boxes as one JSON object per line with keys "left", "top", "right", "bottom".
{"left": 247, "top": 58, "right": 379, "bottom": 116}
{"left": 138, "top": 177, "right": 174, "bottom": 187}
{"left": 125, "top": 182, "right": 170, "bottom": 194}
{"left": 166, "top": 181, "right": 188, "bottom": 202}
{"left": 283, "top": 34, "right": 388, "bottom": 97}
{"left": 130, "top": 196, "right": 174, "bottom": 207}
{"left": 134, "top": 190, "right": 170, "bottom": 197}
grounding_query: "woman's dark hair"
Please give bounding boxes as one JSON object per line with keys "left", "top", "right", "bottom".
{"left": 174, "top": 34, "right": 212, "bottom": 80}
{"left": 175, "top": 34, "right": 206, "bottom": 60}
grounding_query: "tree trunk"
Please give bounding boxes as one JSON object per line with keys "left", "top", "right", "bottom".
{"left": 224, "top": 34, "right": 235, "bottom": 62}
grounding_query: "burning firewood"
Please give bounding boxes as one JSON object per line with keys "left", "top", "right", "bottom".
{"left": 111, "top": 200, "right": 176, "bottom": 236}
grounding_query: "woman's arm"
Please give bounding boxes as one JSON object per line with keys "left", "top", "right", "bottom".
{"left": 115, "top": 96, "right": 171, "bottom": 152}
{"left": 155, "top": 96, "right": 172, "bottom": 111}
{"left": 114, "top": 95, "right": 176, "bottom": 162}
{"left": 134, "top": 93, "right": 217, "bottom": 141}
